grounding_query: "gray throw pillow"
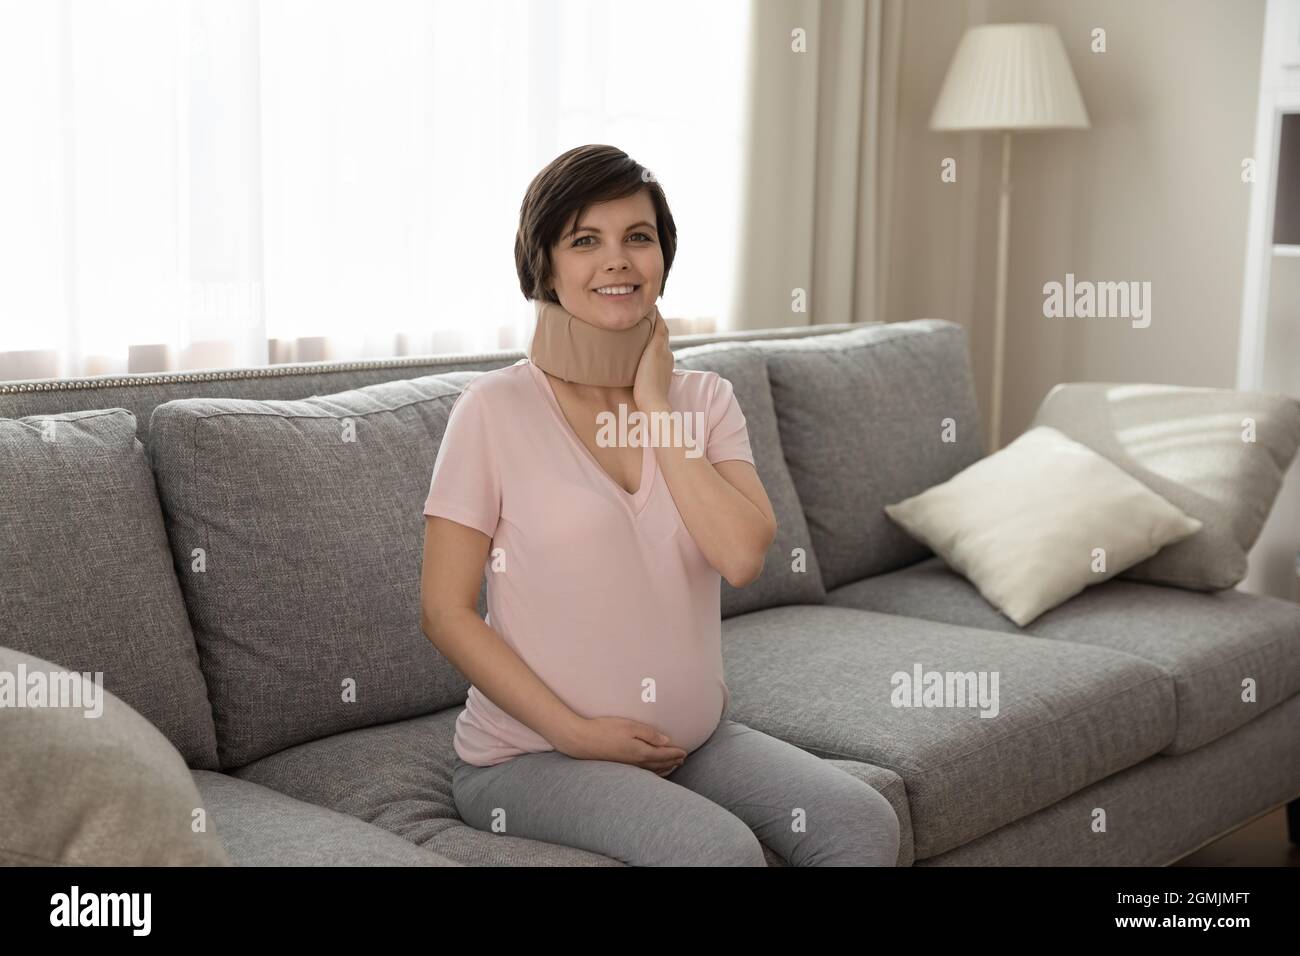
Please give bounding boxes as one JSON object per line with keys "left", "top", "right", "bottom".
{"left": 0, "top": 645, "right": 231, "bottom": 866}
{"left": 1031, "top": 382, "right": 1300, "bottom": 590}
{"left": 0, "top": 408, "right": 220, "bottom": 768}
{"left": 148, "top": 376, "right": 474, "bottom": 769}
{"left": 673, "top": 344, "right": 826, "bottom": 616}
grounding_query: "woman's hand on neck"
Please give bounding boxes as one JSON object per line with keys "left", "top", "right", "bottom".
{"left": 631, "top": 311, "right": 673, "bottom": 411}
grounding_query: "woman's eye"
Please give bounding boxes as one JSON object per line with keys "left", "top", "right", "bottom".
{"left": 572, "top": 233, "right": 654, "bottom": 247}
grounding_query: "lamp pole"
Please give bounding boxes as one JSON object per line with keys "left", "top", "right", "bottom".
{"left": 928, "top": 25, "right": 1089, "bottom": 452}
{"left": 990, "top": 130, "right": 1012, "bottom": 453}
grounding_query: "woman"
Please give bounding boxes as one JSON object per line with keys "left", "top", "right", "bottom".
{"left": 419, "top": 144, "right": 899, "bottom": 866}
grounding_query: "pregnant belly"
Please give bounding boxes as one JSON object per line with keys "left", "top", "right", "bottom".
{"left": 537, "top": 652, "right": 727, "bottom": 755}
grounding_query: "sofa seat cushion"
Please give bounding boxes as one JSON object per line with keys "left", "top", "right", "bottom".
{"left": 230, "top": 708, "right": 627, "bottom": 866}
{"left": 228, "top": 705, "right": 915, "bottom": 866}
{"left": 720, "top": 604, "right": 1176, "bottom": 859}
{"left": 191, "top": 771, "right": 458, "bottom": 866}
{"left": 755, "top": 320, "right": 984, "bottom": 589}
{"left": 917, "top": 689, "right": 1300, "bottom": 866}
{"left": 826, "top": 557, "right": 1300, "bottom": 754}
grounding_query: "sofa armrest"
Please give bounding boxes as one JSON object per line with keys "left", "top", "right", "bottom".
{"left": 1031, "top": 381, "right": 1300, "bottom": 591}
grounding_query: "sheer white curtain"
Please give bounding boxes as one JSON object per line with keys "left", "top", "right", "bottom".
{"left": 0, "top": 0, "right": 752, "bottom": 380}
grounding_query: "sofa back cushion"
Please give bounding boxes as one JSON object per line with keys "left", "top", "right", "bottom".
{"left": 149, "top": 376, "right": 474, "bottom": 769}
{"left": 757, "top": 320, "right": 984, "bottom": 590}
{"left": 0, "top": 409, "right": 220, "bottom": 768}
{"left": 673, "top": 344, "right": 826, "bottom": 615}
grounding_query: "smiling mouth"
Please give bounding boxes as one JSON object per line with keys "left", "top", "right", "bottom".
{"left": 593, "top": 284, "right": 641, "bottom": 296}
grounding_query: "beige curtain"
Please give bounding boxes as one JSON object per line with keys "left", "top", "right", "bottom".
{"left": 728, "top": 0, "right": 902, "bottom": 330}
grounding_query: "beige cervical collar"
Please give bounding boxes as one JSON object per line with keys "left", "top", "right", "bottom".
{"left": 527, "top": 296, "right": 660, "bottom": 387}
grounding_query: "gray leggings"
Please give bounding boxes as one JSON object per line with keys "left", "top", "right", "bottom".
{"left": 452, "top": 718, "right": 900, "bottom": 866}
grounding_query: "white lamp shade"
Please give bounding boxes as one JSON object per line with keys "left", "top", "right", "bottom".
{"left": 930, "top": 23, "right": 1090, "bottom": 131}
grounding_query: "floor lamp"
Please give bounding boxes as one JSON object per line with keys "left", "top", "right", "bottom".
{"left": 930, "top": 23, "right": 1090, "bottom": 452}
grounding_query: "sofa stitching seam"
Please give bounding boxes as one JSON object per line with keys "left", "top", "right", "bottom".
{"left": 176, "top": 389, "right": 462, "bottom": 425}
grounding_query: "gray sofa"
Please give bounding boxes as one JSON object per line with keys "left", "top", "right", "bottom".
{"left": 2, "top": 318, "right": 1298, "bottom": 867}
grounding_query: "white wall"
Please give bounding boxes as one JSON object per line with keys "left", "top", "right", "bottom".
{"left": 891, "top": 0, "right": 1292, "bottom": 598}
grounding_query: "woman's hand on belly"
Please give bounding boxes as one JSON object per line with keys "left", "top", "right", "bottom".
{"left": 556, "top": 716, "right": 687, "bottom": 776}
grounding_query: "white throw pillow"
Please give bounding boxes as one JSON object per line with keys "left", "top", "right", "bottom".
{"left": 883, "top": 426, "right": 1204, "bottom": 626}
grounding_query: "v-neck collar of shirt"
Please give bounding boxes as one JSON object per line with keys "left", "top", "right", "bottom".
{"left": 521, "top": 359, "right": 656, "bottom": 514}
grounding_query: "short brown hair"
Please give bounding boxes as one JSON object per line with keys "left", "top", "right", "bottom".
{"left": 515, "top": 144, "right": 678, "bottom": 304}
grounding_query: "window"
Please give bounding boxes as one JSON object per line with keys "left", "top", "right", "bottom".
{"left": 0, "top": 0, "right": 752, "bottom": 380}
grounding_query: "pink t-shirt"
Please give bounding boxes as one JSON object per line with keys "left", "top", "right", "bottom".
{"left": 423, "top": 357, "right": 756, "bottom": 767}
